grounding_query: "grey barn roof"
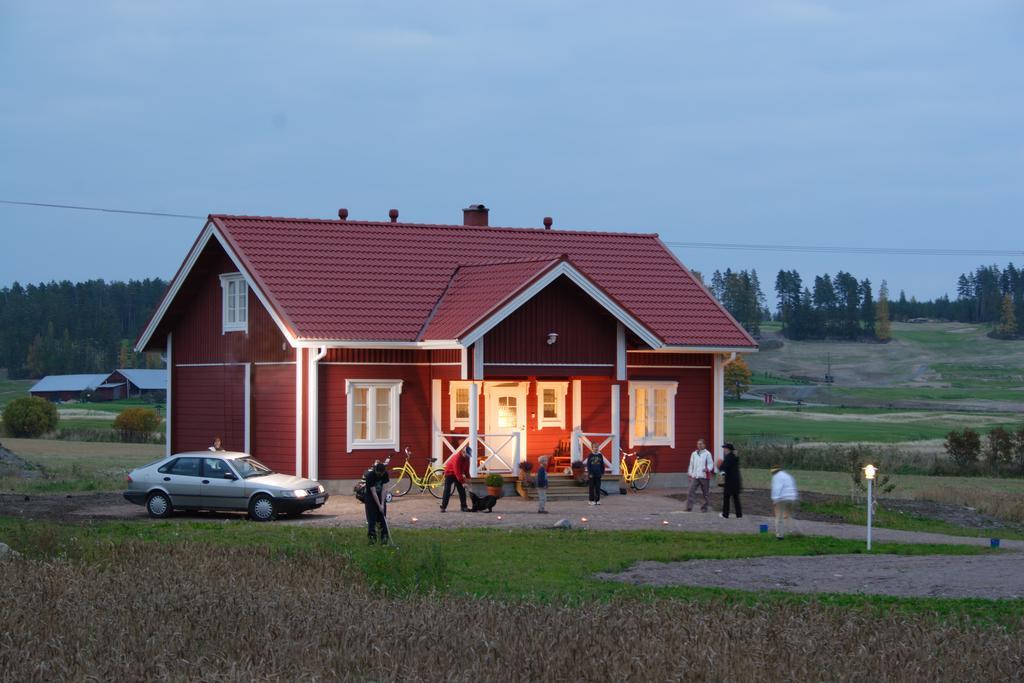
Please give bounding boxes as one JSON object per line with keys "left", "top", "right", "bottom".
{"left": 113, "top": 368, "right": 167, "bottom": 391}
{"left": 29, "top": 374, "right": 109, "bottom": 394}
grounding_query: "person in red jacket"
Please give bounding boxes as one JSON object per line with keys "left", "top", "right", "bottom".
{"left": 440, "top": 447, "right": 472, "bottom": 512}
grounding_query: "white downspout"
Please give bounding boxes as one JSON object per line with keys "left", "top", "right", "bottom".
{"left": 308, "top": 346, "right": 328, "bottom": 481}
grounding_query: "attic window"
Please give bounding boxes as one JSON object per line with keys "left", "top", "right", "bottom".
{"left": 220, "top": 273, "right": 248, "bottom": 333}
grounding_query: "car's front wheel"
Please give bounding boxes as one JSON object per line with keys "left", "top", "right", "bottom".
{"left": 249, "top": 494, "right": 276, "bottom": 522}
{"left": 146, "top": 491, "right": 173, "bottom": 519}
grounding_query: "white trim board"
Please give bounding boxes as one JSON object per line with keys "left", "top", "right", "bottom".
{"left": 484, "top": 362, "right": 615, "bottom": 367}
{"left": 321, "top": 362, "right": 461, "bottom": 367}
{"left": 459, "top": 261, "right": 663, "bottom": 350}
{"left": 135, "top": 221, "right": 297, "bottom": 352}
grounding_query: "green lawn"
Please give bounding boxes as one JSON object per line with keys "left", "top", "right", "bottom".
{"left": 1, "top": 517, "right": 1010, "bottom": 621}
{"left": 726, "top": 411, "right": 1022, "bottom": 443}
{"left": 742, "top": 468, "right": 1024, "bottom": 499}
{"left": 0, "top": 375, "right": 34, "bottom": 409}
{"left": 834, "top": 386, "right": 1024, "bottom": 404}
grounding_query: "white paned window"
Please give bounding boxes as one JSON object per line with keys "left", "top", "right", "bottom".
{"left": 346, "top": 380, "right": 403, "bottom": 451}
{"left": 628, "top": 381, "right": 677, "bottom": 447}
{"left": 220, "top": 273, "right": 248, "bottom": 333}
{"left": 535, "top": 381, "right": 568, "bottom": 429}
{"left": 449, "top": 382, "right": 472, "bottom": 428}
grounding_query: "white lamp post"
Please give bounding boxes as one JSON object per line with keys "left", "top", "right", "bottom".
{"left": 863, "top": 464, "right": 877, "bottom": 550}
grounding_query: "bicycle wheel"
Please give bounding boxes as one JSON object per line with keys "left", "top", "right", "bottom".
{"left": 633, "top": 460, "right": 653, "bottom": 490}
{"left": 426, "top": 469, "right": 446, "bottom": 499}
{"left": 390, "top": 472, "right": 412, "bottom": 498}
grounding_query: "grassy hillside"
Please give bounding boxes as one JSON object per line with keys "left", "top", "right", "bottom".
{"left": 746, "top": 322, "right": 1024, "bottom": 409}
{"left": 0, "top": 371, "right": 34, "bottom": 409}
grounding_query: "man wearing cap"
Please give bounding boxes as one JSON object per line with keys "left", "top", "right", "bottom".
{"left": 685, "top": 439, "right": 716, "bottom": 512}
{"left": 719, "top": 443, "right": 742, "bottom": 519}
{"left": 770, "top": 466, "right": 799, "bottom": 539}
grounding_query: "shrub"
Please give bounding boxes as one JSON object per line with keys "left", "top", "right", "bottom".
{"left": 113, "top": 408, "right": 161, "bottom": 441}
{"left": 484, "top": 473, "right": 504, "bottom": 488}
{"left": 944, "top": 428, "right": 981, "bottom": 471}
{"left": 2, "top": 396, "right": 59, "bottom": 437}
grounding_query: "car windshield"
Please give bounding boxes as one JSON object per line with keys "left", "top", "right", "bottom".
{"left": 233, "top": 457, "right": 274, "bottom": 479}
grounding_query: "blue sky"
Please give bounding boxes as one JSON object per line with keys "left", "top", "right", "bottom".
{"left": 1, "top": 1, "right": 1021, "bottom": 301}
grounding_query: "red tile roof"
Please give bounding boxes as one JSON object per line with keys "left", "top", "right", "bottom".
{"left": 209, "top": 215, "right": 757, "bottom": 348}
{"left": 419, "top": 258, "right": 562, "bottom": 341}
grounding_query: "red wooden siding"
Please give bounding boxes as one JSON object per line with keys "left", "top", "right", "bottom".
{"left": 169, "top": 242, "right": 291, "bottom": 364}
{"left": 172, "top": 365, "right": 245, "bottom": 453}
{"left": 485, "top": 277, "right": 617, "bottom": 367}
{"left": 317, "top": 364, "right": 434, "bottom": 479}
{"left": 251, "top": 364, "right": 296, "bottom": 474}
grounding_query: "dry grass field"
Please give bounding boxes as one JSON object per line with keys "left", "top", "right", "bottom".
{"left": 0, "top": 438, "right": 162, "bottom": 492}
{"left": 1, "top": 541, "right": 1021, "bottom": 681}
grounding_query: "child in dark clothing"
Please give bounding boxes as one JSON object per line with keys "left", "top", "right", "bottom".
{"left": 536, "top": 456, "right": 549, "bottom": 514}
{"left": 586, "top": 450, "right": 605, "bottom": 505}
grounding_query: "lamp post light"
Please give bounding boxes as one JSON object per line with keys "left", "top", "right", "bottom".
{"left": 863, "top": 464, "right": 877, "bottom": 550}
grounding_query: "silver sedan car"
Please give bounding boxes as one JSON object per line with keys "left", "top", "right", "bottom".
{"left": 123, "top": 451, "right": 328, "bottom": 521}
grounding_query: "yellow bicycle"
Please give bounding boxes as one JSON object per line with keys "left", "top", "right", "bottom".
{"left": 619, "top": 450, "right": 653, "bottom": 490}
{"left": 389, "top": 447, "right": 445, "bottom": 499}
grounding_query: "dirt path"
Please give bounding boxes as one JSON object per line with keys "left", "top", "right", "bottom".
{"left": 598, "top": 554, "right": 1024, "bottom": 599}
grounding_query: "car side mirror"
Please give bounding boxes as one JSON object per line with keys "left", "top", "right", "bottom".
{"left": 223, "top": 472, "right": 237, "bottom": 480}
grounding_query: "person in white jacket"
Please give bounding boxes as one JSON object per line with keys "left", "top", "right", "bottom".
{"left": 770, "top": 466, "right": 799, "bottom": 539}
{"left": 684, "top": 439, "right": 716, "bottom": 512}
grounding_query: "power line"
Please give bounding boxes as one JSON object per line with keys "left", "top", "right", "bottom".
{"left": 0, "top": 199, "right": 203, "bottom": 220}
{"left": 2, "top": 197, "right": 1018, "bottom": 258}
{"left": 662, "top": 240, "right": 1023, "bottom": 258}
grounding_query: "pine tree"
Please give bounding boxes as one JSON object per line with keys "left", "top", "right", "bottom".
{"left": 875, "top": 280, "right": 892, "bottom": 342}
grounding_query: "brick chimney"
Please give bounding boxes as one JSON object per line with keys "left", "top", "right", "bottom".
{"left": 463, "top": 204, "right": 489, "bottom": 227}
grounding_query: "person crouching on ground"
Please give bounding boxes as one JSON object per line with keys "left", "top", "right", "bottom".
{"left": 685, "top": 439, "right": 715, "bottom": 512}
{"left": 536, "top": 456, "right": 549, "bottom": 514}
{"left": 363, "top": 459, "right": 389, "bottom": 545}
{"left": 440, "top": 447, "right": 471, "bottom": 512}
{"left": 719, "top": 442, "right": 742, "bottom": 519}
{"left": 586, "top": 450, "right": 606, "bottom": 505}
{"left": 770, "top": 465, "right": 799, "bottom": 539}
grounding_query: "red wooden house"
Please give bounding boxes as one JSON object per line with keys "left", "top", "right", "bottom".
{"left": 135, "top": 205, "right": 756, "bottom": 487}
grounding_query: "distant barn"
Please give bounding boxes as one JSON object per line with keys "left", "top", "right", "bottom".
{"left": 28, "top": 374, "right": 109, "bottom": 402}
{"left": 97, "top": 369, "right": 168, "bottom": 401}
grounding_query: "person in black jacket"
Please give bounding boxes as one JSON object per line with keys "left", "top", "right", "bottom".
{"left": 719, "top": 443, "right": 742, "bottom": 519}
{"left": 363, "top": 460, "right": 390, "bottom": 544}
{"left": 586, "top": 450, "right": 606, "bottom": 505}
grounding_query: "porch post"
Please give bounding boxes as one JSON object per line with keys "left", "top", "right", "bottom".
{"left": 571, "top": 379, "right": 582, "bottom": 462}
{"left": 468, "top": 380, "right": 479, "bottom": 478}
{"left": 610, "top": 384, "right": 621, "bottom": 475}
{"left": 713, "top": 354, "right": 725, "bottom": 467}
{"left": 431, "top": 379, "right": 442, "bottom": 467}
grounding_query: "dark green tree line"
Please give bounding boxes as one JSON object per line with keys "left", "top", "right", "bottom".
{"left": 0, "top": 279, "right": 167, "bottom": 378}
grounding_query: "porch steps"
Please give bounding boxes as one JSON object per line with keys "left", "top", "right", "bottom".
{"left": 469, "top": 474, "right": 620, "bottom": 501}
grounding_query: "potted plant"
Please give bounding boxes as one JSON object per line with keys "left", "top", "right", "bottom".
{"left": 518, "top": 460, "right": 533, "bottom": 481}
{"left": 485, "top": 473, "right": 505, "bottom": 497}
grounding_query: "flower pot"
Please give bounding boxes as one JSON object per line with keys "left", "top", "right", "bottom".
{"left": 486, "top": 485, "right": 503, "bottom": 498}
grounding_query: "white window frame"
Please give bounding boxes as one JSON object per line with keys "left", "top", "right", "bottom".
{"left": 449, "top": 381, "right": 473, "bottom": 428}
{"left": 345, "top": 379, "right": 403, "bottom": 452}
{"left": 219, "top": 273, "right": 248, "bottom": 334}
{"left": 628, "top": 380, "right": 678, "bottom": 448}
{"left": 535, "top": 381, "right": 568, "bottom": 429}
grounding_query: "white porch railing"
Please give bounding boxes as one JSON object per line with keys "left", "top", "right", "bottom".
{"left": 573, "top": 429, "right": 620, "bottom": 475}
{"left": 437, "top": 432, "right": 521, "bottom": 475}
